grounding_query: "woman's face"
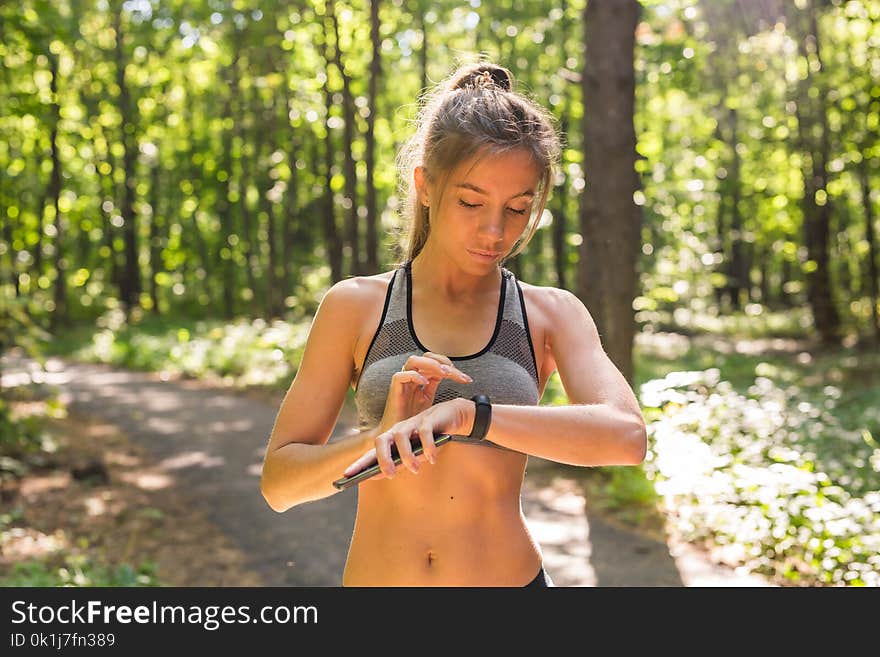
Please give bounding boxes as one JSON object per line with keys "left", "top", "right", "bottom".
{"left": 416, "top": 148, "right": 541, "bottom": 272}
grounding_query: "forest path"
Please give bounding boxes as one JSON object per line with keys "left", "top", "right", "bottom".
{"left": 3, "top": 355, "right": 772, "bottom": 587}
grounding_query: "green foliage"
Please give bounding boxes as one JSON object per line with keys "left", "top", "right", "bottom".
{"left": 598, "top": 465, "right": 659, "bottom": 511}
{"left": 546, "top": 333, "right": 879, "bottom": 585}
{"left": 0, "top": 296, "right": 51, "bottom": 364}
{"left": 0, "top": 398, "right": 46, "bottom": 456}
{"left": 2, "top": 0, "right": 878, "bottom": 589}
{"left": 0, "top": 556, "right": 160, "bottom": 587}
{"left": 0, "top": 389, "right": 66, "bottom": 504}
{"left": 586, "top": 464, "right": 661, "bottom": 529}
{"left": 640, "top": 366, "right": 880, "bottom": 586}
{"left": 52, "top": 310, "right": 314, "bottom": 390}
{"left": 636, "top": 307, "right": 814, "bottom": 339}
{"left": 1, "top": 0, "right": 877, "bottom": 341}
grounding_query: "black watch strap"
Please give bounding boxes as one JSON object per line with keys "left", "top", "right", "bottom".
{"left": 468, "top": 394, "right": 492, "bottom": 442}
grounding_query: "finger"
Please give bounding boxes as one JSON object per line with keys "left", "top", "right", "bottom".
{"left": 343, "top": 449, "right": 378, "bottom": 477}
{"left": 392, "top": 370, "right": 430, "bottom": 387}
{"left": 393, "top": 430, "right": 420, "bottom": 475}
{"left": 375, "top": 433, "right": 396, "bottom": 478}
{"left": 422, "top": 352, "right": 454, "bottom": 366}
{"left": 412, "top": 355, "right": 473, "bottom": 384}
{"left": 417, "top": 422, "right": 437, "bottom": 465}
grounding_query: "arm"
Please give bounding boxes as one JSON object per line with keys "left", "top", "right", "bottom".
{"left": 478, "top": 287, "right": 647, "bottom": 466}
{"left": 261, "top": 429, "right": 378, "bottom": 512}
{"left": 260, "top": 279, "right": 372, "bottom": 512}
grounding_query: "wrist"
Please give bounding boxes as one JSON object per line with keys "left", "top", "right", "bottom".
{"left": 466, "top": 394, "right": 492, "bottom": 441}
{"left": 458, "top": 397, "right": 477, "bottom": 437}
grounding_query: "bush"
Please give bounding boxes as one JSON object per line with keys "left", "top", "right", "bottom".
{"left": 70, "top": 313, "right": 312, "bottom": 389}
{"left": 640, "top": 368, "right": 880, "bottom": 586}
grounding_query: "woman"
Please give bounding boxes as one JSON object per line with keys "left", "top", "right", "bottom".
{"left": 260, "top": 62, "right": 647, "bottom": 587}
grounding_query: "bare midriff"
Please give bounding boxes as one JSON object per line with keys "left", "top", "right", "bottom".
{"left": 342, "top": 442, "right": 543, "bottom": 587}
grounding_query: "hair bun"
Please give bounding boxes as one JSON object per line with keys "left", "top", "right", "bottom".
{"left": 452, "top": 64, "right": 513, "bottom": 92}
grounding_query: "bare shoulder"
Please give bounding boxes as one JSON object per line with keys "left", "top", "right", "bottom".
{"left": 517, "top": 281, "right": 600, "bottom": 350}
{"left": 517, "top": 280, "right": 580, "bottom": 323}
{"left": 324, "top": 269, "right": 398, "bottom": 387}
{"left": 310, "top": 271, "right": 395, "bottom": 353}
{"left": 517, "top": 280, "right": 574, "bottom": 309}
{"left": 323, "top": 269, "right": 396, "bottom": 312}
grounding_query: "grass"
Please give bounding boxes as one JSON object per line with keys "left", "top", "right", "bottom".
{"left": 0, "top": 555, "right": 160, "bottom": 587}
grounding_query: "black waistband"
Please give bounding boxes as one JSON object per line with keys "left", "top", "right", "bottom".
{"left": 524, "top": 566, "right": 551, "bottom": 588}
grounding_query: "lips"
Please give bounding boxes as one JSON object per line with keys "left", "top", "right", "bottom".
{"left": 469, "top": 249, "right": 501, "bottom": 258}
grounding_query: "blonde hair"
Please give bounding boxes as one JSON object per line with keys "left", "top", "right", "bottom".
{"left": 392, "top": 61, "right": 561, "bottom": 267}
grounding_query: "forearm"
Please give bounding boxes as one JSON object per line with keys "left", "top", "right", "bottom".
{"left": 479, "top": 401, "right": 647, "bottom": 466}
{"left": 260, "top": 428, "right": 376, "bottom": 512}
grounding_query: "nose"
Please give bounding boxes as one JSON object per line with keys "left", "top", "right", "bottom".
{"left": 476, "top": 210, "right": 504, "bottom": 240}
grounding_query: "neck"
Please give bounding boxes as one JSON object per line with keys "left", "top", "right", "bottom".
{"left": 410, "top": 243, "right": 501, "bottom": 303}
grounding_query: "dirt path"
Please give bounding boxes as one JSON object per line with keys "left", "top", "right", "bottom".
{"left": 3, "top": 355, "right": 772, "bottom": 587}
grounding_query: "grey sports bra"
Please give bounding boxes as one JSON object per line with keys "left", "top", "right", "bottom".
{"left": 353, "top": 261, "right": 540, "bottom": 452}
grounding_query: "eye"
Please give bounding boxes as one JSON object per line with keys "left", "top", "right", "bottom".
{"left": 459, "top": 199, "right": 528, "bottom": 215}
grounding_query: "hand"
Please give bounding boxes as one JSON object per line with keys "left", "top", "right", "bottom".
{"left": 343, "top": 397, "right": 474, "bottom": 481}
{"left": 377, "top": 352, "right": 472, "bottom": 435}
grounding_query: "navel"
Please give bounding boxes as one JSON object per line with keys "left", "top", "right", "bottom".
{"left": 426, "top": 550, "right": 437, "bottom": 566}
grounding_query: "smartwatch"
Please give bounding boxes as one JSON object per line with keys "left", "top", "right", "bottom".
{"left": 468, "top": 394, "right": 492, "bottom": 442}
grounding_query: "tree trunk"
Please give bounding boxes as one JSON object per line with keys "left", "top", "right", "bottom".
{"left": 216, "top": 52, "right": 239, "bottom": 319}
{"left": 859, "top": 158, "right": 880, "bottom": 342}
{"left": 834, "top": 216, "right": 852, "bottom": 299}
{"left": 417, "top": 3, "right": 428, "bottom": 103}
{"left": 181, "top": 87, "right": 211, "bottom": 309}
{"left": 148, "top": 159, "right": 162, "bottom": 316}
{"left": 34, "top": 184, "right": 44, "bottom": 277}
{"left": 364, "top": 0, "right": 381, "bottom": 274}
{"left": 726, "top": 107, "right": 746, "bottom": 310}
{"left": 283, "top": 117, "right": 298, "bottom": 303}
{"left": 552, "top": 108, "right": 569, "bottom": 290}
{"left": 793, "top": 1, "right": 841, "bottom": 344}
{"left": 114, "top": 6, "right": 141, "bottom": 316}
{"left": 328, "top": 0, "right": 361, "bottom": 277}
{"left": 713, "top": 136, "right": 728, "bottom": 311}
{"left": 255, "top": 92, "right": 282, "bottom": 320}
{"left": 2, "top": 211, "right": 18, "bottom": 297}
{"left": 47, "top": 51, "right": 67, "bottom": 330}
{"left": 239, "top": 70, "right": 259, "bottom": 310}
{"left": 552, "top": 0, "right": 573, "bottom": 291}
{"left": 579, "top": 0, "right": 641, "bottom": 384}
{"left": 319, "top": 17, "right": 343, "bottom": 284}
{"left": 80, "top": 83, "right": 122, "bottom": 297}
{"left": 758, "top": 243, "right": 770, "bottom": 305}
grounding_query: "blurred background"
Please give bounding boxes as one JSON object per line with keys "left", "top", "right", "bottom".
{"left": 1, "top": 0, "right": 878, "bottom": 587}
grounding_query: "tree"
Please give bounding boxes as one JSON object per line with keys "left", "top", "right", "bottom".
{"left": 789, "top": 0, "right": 842, "bottom": 345}
{"left": 579, "top": 0, "right": 642, "bottom": 383}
